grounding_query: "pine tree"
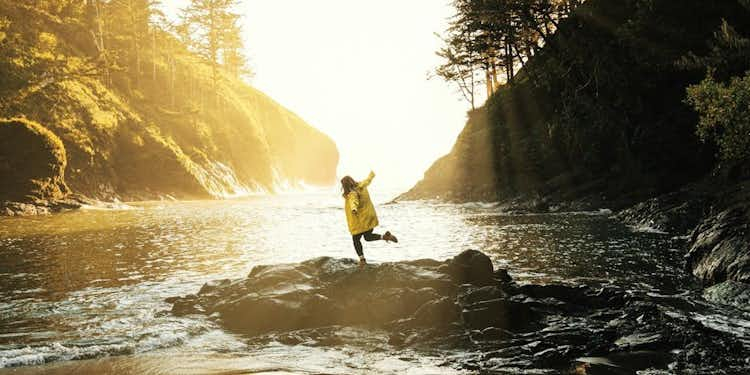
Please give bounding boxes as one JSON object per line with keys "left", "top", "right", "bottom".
{"left": 181, "top": 0, "right": 242, "bottom": 99}
{"left": 107, "top": 0, "right": 160, "bottom": 88}
{"left": 221, "top": 15, "right": 251, "bottom": 80}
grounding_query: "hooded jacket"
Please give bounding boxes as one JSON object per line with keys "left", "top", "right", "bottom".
{"left": 344, "top": 171, "right": 379, "bottom": 235}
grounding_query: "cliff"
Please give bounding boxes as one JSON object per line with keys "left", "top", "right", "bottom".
{"left": 0, "top": 2, "right": 338, "bottom": 206}
{"left": 399, "top": 0, "right": 750, "bottom": 209}
{"left": 399, "top": 0, "right": 750, "bottom": 310}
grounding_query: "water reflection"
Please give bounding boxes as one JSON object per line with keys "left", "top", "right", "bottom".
{"left": 466, "top": 213, "right": 693, "bottom": 292}
{"left": 0, "top": 193, "right": 739, "bottom": 371}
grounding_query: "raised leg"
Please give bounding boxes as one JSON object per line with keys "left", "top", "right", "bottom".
{"left": 362, "top": 229, "right": 382, "bottom": 242}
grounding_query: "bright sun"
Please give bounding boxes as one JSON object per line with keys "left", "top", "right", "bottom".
{"left": 162, "top": 0, "right": 478, "bottom": 191}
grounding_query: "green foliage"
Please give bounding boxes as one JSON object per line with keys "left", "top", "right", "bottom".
{"left": 678, "top": 20, "right": 750, "bottom": 81}
{"left": 0, "top": 117, "right": 69, "bottom": 201}
{"left": 0, "top": 117, "right": 67, "bottom": 168}
{"left": 687, "top": 72, "right": 750, "bottom": 162}
{"left": 436, "top": 0, "right": 583, "bottom": 105}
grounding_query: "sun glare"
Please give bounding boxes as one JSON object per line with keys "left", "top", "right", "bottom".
{"left": 163, "top": 0, "right": 475, "bottom": 190}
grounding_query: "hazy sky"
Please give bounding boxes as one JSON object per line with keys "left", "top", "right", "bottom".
{"left": 164, "top": 1, "right": 475, "bottom": 190}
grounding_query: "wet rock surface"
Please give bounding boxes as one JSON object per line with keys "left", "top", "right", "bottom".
{"left": 686, "top": 203, "right": 750, "bottom": 286}
{"left": 168, "top": 250, "right": 750, "bottom": 373}
{"left": 0, "top": 196, "right": 90, "bottom": 216}
{"left": 615, "top": 186, "right": 712, "bottom": 235}
{"left": 616, "top": 178, "right": 750, "bottom": 313}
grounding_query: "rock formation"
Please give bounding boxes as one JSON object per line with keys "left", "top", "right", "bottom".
{"left": 168, "top": 250, "right": 749, "bottom": 373}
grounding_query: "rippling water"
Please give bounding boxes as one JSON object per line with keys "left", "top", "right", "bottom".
{"left": 1, "top": 189, "right": 748, "bottom": 373}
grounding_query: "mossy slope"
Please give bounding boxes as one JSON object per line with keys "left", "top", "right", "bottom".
{"left": 0, "top": 3, "right": 338, "bottom": 202}
{"left": 0, "top": 118, "right": 69, "bottom": 202}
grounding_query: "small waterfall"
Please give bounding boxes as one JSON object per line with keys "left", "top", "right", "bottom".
{"left": 270, "top": 166, "right": 294, "bottom": 193}
{"left": 185, "top": 160, "right": 322, "bottom": 198}
{"left": 188, "top": 160, "right": 260, "bottom": 199}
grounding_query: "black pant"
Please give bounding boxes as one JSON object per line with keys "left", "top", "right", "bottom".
{"left": 352, "top": 229, "right": 381, "bottom": 257}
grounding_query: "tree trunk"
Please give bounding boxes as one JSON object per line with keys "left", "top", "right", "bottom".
{"left": 485, "top": 69, "right": 493, "bottom": 98}
{"left": 130, "top": 0, "right": 140, "bottom": 88}
{"left": 491, "top": 60, "right": 500, "bottom": 91}
{"left": 94, "top": 0, "right": 110, "bottom": 86}
{"left": 152, "top": 27, "right": 157, "bottom": 82}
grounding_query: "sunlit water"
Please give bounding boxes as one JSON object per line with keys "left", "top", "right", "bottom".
{"left": 1, "top": 189, "right": 749, "bottom": 373}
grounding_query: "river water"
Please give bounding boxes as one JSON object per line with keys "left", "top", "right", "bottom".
{"left": 1, "top": 189, "right": 748, "bottom": 373}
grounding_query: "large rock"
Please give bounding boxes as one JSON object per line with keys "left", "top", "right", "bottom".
{"left": 617, "top": 177, "right": 750, "bottom": 310}
{"left": 0, "top": 118, "right": 69, "bottom": 202}
{"left": 167, "top": 250, "right": 749, "bottom": 373}
{"left": 171, "top": 256, "right": 458, "bottom": 336}
{"left": 169, "top": 251, "right": 522, "bottom": 337}
{"left": 447, "top": 249, "right": 495, "bottom": 286}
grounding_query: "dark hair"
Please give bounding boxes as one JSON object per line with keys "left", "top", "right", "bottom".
{"left": 341, "top": 176, "right": 358, "bottom": 197}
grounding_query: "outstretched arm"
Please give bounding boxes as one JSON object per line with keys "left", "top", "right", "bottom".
{"left": 358, "top": 171, "right": 375, "bottom": 188}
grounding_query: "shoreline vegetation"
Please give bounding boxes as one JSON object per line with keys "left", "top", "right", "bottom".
{"left": 0, "top": 0, "right": 339, "bottom": 216}
{"left": 396, "top": 0, "right": 750, "bottom": 321}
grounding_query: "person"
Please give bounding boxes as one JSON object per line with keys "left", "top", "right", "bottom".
{"left": 341, "top": 171, "right": 397, "bottom": 267}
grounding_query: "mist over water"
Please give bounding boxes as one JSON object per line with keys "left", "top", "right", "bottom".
{"left": 1, "top": 191, "right": 748, "bottom": 372}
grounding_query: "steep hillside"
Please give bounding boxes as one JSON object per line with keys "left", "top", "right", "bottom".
{"left": 400, "top": 0, "right": 750, "bottom": 209}
{"left": 0, "top": 2, "right": 338, "bottom": 205}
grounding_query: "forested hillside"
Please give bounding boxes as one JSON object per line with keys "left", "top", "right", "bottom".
{"left": 0, "top": 1, "right": 338, "bottom": 207}
{"left": 401, "top": 0, "right": 750, "bottom": 208}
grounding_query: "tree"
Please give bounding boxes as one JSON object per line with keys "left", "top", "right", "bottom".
{"left": 85, "top": 0, "right": 112, "bottom": 85}
{"left": 687, "top": 72, "right": 750, "bottom": 162}
{"left": 436, "top": 0, "right": 585, "bottom": 107}
{"left": 435, "top": 35, "right": 477, "bottom": 110}
{"left": 221, "top": 15, "right": 252, "bottom": 80}
{"left": 181, "top": 0, "right": 242, "bottom": 97}
{"left": 685, "top": 21, "right": 750, "bottom": 163}
{"left": 108, "top": 0, "right": 160, "bottom": 87}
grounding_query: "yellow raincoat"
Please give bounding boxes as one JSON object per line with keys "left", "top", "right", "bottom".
{"left": 344, "top": 171, "right": 379, "bottom": 235}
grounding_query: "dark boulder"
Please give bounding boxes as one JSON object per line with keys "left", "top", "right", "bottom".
{"left": 458, "top": 285, "right": 505, "bottom": 306}
{"left": 493, "top": 268, "right": 512, "bottom": 283}
{"left": 461, "top": 298, "right": 535, "bottom": 331}
{"left": 447, "top": 249, "right": 495, "bottom": 286}
{"left": 410, "top": 297, "right": 461, "bottom": 327}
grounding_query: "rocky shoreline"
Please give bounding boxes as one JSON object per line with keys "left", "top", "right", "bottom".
{"left": 167, "top": 250, "right": 749, "bottom": 374}
{"left": 0, "top": 196, "right": 92, "bottom": 216}
{"left": 397, "top": 171, "right": 750, "bottom": 317}
{"left": 616, "top": 178, "right": 750, "bottom": 315}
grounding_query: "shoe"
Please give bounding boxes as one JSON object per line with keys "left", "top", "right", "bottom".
{"left": 359, "top": 257, "right": 367, "bottom": 268}
{"left": 383, "top": 231, "right": 398, "bottom": 243}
